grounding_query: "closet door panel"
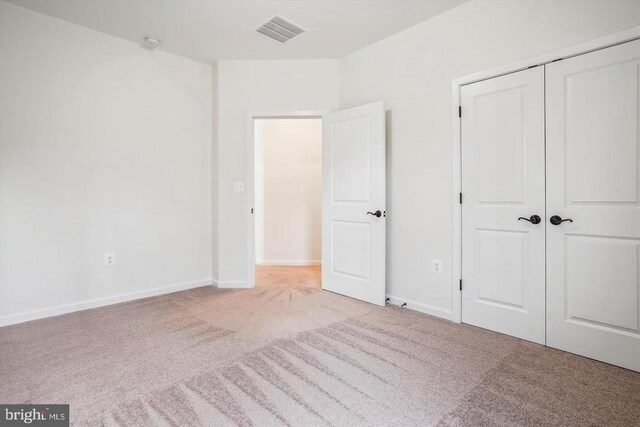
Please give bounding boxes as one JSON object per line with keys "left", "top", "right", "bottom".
{"left": 461, "top": 66, "right": 546, "bottom": 344}
{"left": 546, "top": 39, "right": 640, "bottom": 372}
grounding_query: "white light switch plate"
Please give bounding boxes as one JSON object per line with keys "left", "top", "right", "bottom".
{"left": 432, "top": 259, "right": 442, "bottom": 273}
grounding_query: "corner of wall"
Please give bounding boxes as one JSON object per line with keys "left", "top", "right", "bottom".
{"left": 211, "top": 61, "right": 220, "bottom": 282}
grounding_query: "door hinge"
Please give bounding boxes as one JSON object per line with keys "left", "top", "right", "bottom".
{"left": 459, "top": 192, "right": 462, "bottom": 204}
{"left": 458, "top": 106, "right": 462, "bottom": 118}
{"left": 459, "top": 279, "right": 463, "bottom": 291}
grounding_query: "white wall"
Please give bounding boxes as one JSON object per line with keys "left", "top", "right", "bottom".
{"left": 255, "top": 118, "right": 322, "bottom": 265}
{"left": 338, "top": 0, "right": 640, "bottom": 318}
{"left": 216, "top": 60, "right": 339, "bottom": 284}
{"left": 0, "top": 1, "right": 212, "bottom": 324}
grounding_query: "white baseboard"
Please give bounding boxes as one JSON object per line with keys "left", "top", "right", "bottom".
{"left": 385, "top": 294, "right": 453, "bottom": 321}
{"left": 216, "top": 280, "right": 251, "bottom": 289}
{"left": 0, "top": 278, "right": 214, "bottom": 327}
{"left": 256, "top": 259, "right": 321, "bottom": 266}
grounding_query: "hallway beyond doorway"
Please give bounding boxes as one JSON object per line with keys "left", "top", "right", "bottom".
{"left": 256, "top": 265, "right": 321, "bottom": 289}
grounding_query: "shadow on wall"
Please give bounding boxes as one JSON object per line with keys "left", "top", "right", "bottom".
{"left": 385, "top": 109, "right": 393, "bottom": 288}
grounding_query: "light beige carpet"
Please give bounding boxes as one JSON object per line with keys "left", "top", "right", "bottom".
{"left": 1, "top": 266, "right": 639, "bottom": 426}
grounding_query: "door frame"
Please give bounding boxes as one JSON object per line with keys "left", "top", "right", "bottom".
{"left": 450, "top": 26, "right": 640, "bottom": 324}
{"left": 246, "top": 111, "right": 327, "bottom": 288}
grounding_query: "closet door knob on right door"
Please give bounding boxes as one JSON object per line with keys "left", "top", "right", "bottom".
{"left": 549, "top": 215, "right": 573, "bottom": 225}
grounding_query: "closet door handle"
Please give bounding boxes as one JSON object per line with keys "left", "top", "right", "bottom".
{"left": 518, "top": 215, "right": 541, "bottom": 225}
{"left": 367, "top": 210, "right": 382, "bottom": 218}
{"left": 550, "top": 215, "right": 573, "bottom": 225}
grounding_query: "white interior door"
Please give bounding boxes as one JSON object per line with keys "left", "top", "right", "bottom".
{"left": 461, "top": 67, "right": 546, "bottom": 344}
{"left": 546, "top": 40, "right": 640, "bottom": 372}
{"left": 322, "top": 101, "right": 385, "bottom": 305}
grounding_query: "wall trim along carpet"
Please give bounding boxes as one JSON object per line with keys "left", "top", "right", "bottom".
{"left": 0, "top": 278, "right": 214, "bottom": 327}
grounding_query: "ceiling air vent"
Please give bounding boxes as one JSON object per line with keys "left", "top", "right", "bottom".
{"left": 257, "top": 15, "right": 305, "bottom": 43}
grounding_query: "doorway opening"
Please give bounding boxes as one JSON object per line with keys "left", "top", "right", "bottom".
{"left": 248, "top": 114, "right": 323, "bottom": 289}
{"left": 246, "top": 102, "right": 385, "bottom": 305}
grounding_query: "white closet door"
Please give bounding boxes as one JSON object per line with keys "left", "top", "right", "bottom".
{"left": 546, "top": 40, "right": 640, "bottom": 372}
{"left": 461, "top": 67, "right": 546, "bottom": 344}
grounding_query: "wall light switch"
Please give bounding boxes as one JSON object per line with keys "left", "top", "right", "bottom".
{"left": 233, "top": 181, "right": 244, "bottom": 192}
{"left": 432, "top": 259, "right": 442, "bottom": 273}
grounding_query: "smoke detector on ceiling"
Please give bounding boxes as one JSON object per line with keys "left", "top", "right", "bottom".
{"left": 143, "top": 36, "right": 161, "bottom": 50}
{"left": 257, "top": 15, "right": 306, "bottom": 43}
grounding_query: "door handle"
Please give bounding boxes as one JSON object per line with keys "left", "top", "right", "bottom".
{"left": 550, "top": 215, "right": 573, "bottom": 225}
{"left": 517, "top": 215, "right": 541, "bottom": 225}
{"left": 367, "top": 210, "right": 382, "bottom": 218}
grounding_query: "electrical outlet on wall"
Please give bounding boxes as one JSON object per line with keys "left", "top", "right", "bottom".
{"left": 432, "top": 259, "right": 442, "bottom": 273}
{"left": 104, "top": 253, "right": 115, "bottom": 266}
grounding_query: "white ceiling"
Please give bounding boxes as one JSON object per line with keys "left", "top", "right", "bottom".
{"left": 7, "top": 0, "right": 465, "bottom": 63}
